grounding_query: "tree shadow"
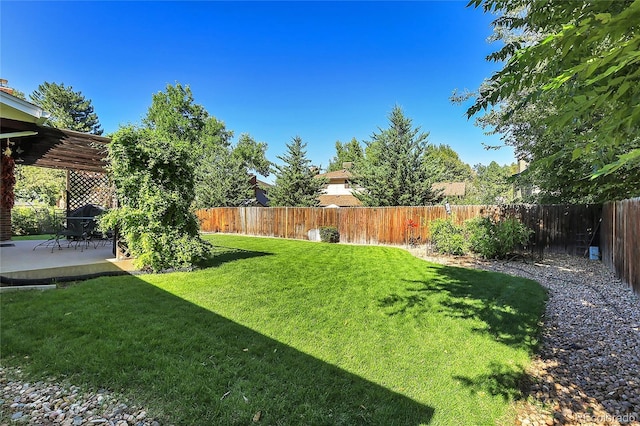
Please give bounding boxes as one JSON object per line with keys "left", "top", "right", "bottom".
{"left": 453, "top": 361, "right": 530, "bottom": 402}
{"left": 199, "top": 246, "right": 273, "bottom": 269}
{"left": 1, "top": 275, "right": 434, "bottom": 425}
{"left": 379, "top": 264, "right": 547, "bottom": 352}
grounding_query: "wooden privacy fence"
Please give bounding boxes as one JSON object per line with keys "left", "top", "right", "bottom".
{"left": 197, "top": 204, "right": 602, "bottom": 256}
{"left": 601, "top": 198, "right": 640, "bottom": 295}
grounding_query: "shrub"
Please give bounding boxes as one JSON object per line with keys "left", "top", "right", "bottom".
{"left": 102, "top": 126, "right": 211, "bottom": 272}
{"left": 466, "top": 216, "right": 533, "bottom": 259}
{"left": 319, "top": 226, "right": 340, "bottom": 243}
{"left": 429, "top": 217, "right": 467, "bottom": 255}
{"left": 11, "top": 206, "right": 63, "bottom": 236}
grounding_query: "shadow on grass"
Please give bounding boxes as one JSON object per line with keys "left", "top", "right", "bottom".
{"left": 453, "top": 362, "right": 530, "bottom": 402}
{"left": 379, "top": 263, "right": 547, "bottom": 351}
{"left": 378, "top": 263, "right": 545, "bottom": 407}
{"left": 199, "top": 246, "right": 273, "bottom": 269}
{"left": 1, "top": 274, "right": 433, "bottom": 425}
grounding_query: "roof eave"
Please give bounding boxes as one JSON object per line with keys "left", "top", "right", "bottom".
{"left": 0, "top": 91, "right": 51, "bottom": 125}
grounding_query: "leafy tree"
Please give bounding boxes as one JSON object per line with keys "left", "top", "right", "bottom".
{"left": 14, "top": 165, "right": 65, "bottom": 206}
{"left": 196, "top": 134, "right": 270, "bottom": 208}
{"left": 197, "top": 150, "right": 254, "bottom": 208}
{"left": 30, "top": 82, "right": 102, "bottom": 134}
{"left": 465, "top": 161, "right": 516, "bottom": 205}
{"left": 327, "top": 138, "right": 364, "bottom": 172}
{"left": 423, "top": 144, "right": 473, "bottom": 182}
{"left": 142, "top": 83, "right": 270, "bottom": 208}
{"left": 466, "top": 0, "right": 640, "bottom": 201}
{"left": 474, "top": 92, "right": 640, "bottom": 203}
{"left": 353, "top": 106, "right": 438, "bottom": 206}
{"left": 143, "top": 83, "right": 215, "bottom": 149}
{"left": 269, "top": 136, "right": 325, "bottom": 207}
{"left": 233, "top": 133, "right": 271, "bottom": 177}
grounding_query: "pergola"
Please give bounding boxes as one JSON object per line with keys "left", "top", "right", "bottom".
{"left": 0, "top": 91, "right": 110, "bottom": 241}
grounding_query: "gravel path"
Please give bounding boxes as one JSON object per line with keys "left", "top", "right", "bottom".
{"left": 2, "top": 252, "right": 639, "bottom": 425}
{"left": 0, "top": 367, "right": 162, "bottom": 426}
{"left": 411, "top": 250, "right": 640, "bottom": 426}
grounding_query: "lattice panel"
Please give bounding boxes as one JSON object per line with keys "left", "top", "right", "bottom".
{"left": 67, "top": 170, "right": 115, "bottom": 212}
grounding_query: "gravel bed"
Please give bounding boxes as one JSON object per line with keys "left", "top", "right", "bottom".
{"left": 2, "top": 251, "right": 638, "bottom": 425}
{"left": 0, "top": 367, "right": 163, "bottom": 426}
{"left": 411, "top": 249, "right": 640, "bottom": 426}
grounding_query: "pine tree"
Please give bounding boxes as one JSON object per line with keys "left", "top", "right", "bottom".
{"left": 30, "top": 82, "right": 102, "bottom": 134}
{"left": 354, "top": 106, "right": 438, "bottom": 206}
{"left": 269, "top": 137, "right": 325, "bottom": 207}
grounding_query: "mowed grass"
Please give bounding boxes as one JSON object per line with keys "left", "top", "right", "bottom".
{"left": 10, "top": 234, "right": 52, "bottom": 240}
{"left": 0, "top": 235, "right": 547, "bottom": 425}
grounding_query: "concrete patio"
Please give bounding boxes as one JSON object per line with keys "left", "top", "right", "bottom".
{"left": 0, "top": 238, "right": 136, "bottom": 286}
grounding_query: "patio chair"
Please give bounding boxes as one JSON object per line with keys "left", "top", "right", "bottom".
{"left": 50, "top": 204, "right": 105, "bottom": 252}
{"left": 31, "top": 209, "right": 66, "bottom": 251}
{"left": 51, "top": 216, "right": 92, "bottom": 252}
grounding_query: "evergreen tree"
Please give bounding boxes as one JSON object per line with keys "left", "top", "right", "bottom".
{"left": 327, "top": 138, "right": 364, "bottom": 172}
{"left": 30, "top": 82, "right": 102, "bottom": 134}
{"left": 353, "top": 106, "right": 438, "bottom": 206}
{"left": 269, "top": 136, "right": 325, "bottom": 207}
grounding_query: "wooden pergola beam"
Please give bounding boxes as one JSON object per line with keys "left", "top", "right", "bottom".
{"left": 0, "top": 118, "right": 110, "bottom": 173}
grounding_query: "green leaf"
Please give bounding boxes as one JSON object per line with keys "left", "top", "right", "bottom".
{"left": 572, "top": 148, "right": 583, "bottom": 161}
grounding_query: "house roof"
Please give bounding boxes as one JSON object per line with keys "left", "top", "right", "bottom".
{"left": 432, "top": 182, "right": 467, "bottom": 197}
{"left": 1, "top": 92, "right": 110, "bottom": 173}
{"left": 0, "top": 91, "right": 50, "bottom": 126}
{"left": 315, "top": 169, "right": 354, "bottom": 181}
{"left": 318, "top": 194, "right": 362, "bottom": 207}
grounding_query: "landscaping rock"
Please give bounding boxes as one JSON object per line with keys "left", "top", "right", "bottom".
{"left": 0, "top": 369, "right": 165, "bottom": 425}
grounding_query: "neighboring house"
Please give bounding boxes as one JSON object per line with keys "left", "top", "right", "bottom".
{"left": 513, "top": 159, "right": 540, "bottom": 200}
{"left": 314, "top": 164, "right": 362, "bottom": 208}
{"left": 431, "top": 182, "right": 467, "bottom": 201}
{"left": 249, "top": 175, "right": 271, "bottom": 207}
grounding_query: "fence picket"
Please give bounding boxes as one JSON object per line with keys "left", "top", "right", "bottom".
{"left": 197, "top": 204, "right": 602, "bottom": 254}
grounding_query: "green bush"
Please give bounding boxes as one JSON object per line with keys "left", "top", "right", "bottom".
{"left": 429, "top": 217, "right": 467, "bottom": 255}
{"left": 102, "top": 125, "right": 211, "bottom": 272}
{"left": 319, "top": 226, "right": 340, "bottom": 243}
{"left": 466, "top": 216, "right": 533, "bottom": 259}
{"left": 429, "top": 215, "right": 533, "bottom": 258}
{"left": 11, "top": 206, "right": 63, "bottom": 236}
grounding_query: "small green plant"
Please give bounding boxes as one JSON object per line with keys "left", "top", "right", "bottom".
{"left": 429, "top": 217, "right": 467, "bottom": 255}
{"left": 319, "top": 226, "right": 340, "bottom": 243}
{"left": 466, "top": 216, "right": 533, "bottom": 259}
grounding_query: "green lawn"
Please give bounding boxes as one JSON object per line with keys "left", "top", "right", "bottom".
{"left": 10, "top": 234, "right": 52, "bottom": 240}
{"left": 0, "top": 235, "right": 546, "bottom": 425}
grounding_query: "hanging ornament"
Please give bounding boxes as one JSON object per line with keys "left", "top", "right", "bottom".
{"left": 1, "top": 154, "right": 16, "bottom": 209}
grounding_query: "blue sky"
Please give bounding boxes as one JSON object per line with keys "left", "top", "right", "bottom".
{"left": 2, "top": 1, "right": 512, "bottom": 180}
